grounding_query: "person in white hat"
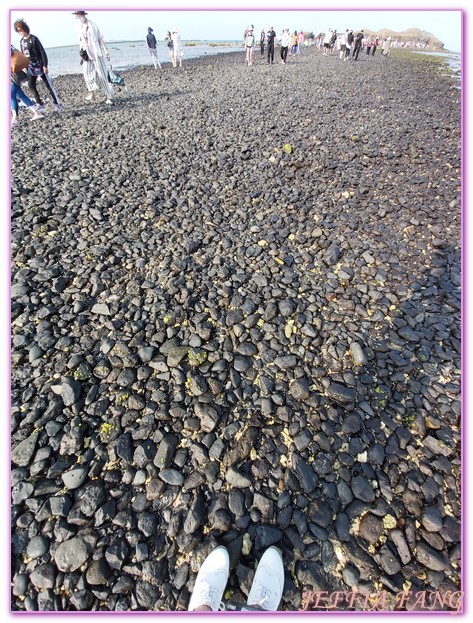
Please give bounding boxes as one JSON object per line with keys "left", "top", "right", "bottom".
{"left": 171, "top": 26, "right": 183, "bottom": 68}
{"left": 244, "top": 25, "right": 255, "bottom": 66}
{"left": 73, "top": 11, "right": 114, "bottom": 105}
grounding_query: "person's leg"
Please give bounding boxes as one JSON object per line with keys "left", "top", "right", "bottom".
{"left": 95, "top": 56, "right": 114, "bottom": 101}
{"left": 83, "top": 60, "right": 98, "bottom": 99}
{"left": 11, "top": 83, "right": 20, "bottom": 119}
{"left": 27, "top": 74, "right": 42, "bottom": 106}
{"left": 246, "top": 547, "right": 284, "bottom": 611}
{"left": 188, "top": 546, "right": 230, "bottom": 612}
{"left": 11, "top": 82, "right": 35, "bottom": 112}
{"left": 40, "top": 73, "right": 60, "bottom": 106}
{"left": 150, "top": 48, "right": 157, "bottom": 68}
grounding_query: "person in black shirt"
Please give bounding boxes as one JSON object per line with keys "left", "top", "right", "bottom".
{"left": 353, "top": 30, "right": 364, "bottom": 60}
{"left": 14, "top": 19, "right": 61, "bottom": 112}
{"left": 266, "top": 25, "right": 276, "bottom": 64}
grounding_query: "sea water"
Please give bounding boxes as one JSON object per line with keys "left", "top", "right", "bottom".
{"left": 44, "top": 40, "right": 243, "bottom": 78}
{"left": 413, "top": 50, "right": 461, "bottom": 74}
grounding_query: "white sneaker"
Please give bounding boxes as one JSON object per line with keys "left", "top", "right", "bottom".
{"left": 105, "top": 99, "right": 113, "bottom": 105}
{"left": 30, "top": 109, "right": 45, "bottom": 121}
{"left": 54, "top": 104, "right": 62, "bottom": 113}
{"left": 247, "top": 547, "right": 284, "bottom": 611}
{"left": 85, "top": 92, "right": 95, "bottom": 101}
{"left": 35, "top": 104, "right": 46, "bottom": 113}
{"left": 188, "top": 546, "right": 230, "bottom": 611}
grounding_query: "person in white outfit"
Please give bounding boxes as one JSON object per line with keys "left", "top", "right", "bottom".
{"left": 73, "top": 10, "right": 114, "bottom": 105}
{"left": 171, "top": 27, "right": 183, "bottom": 68}
{"left": 244, "top": 25, "right": 255, "bottom": 66}
{"left": 188, "top": 546, "right": 285, "bottom": 611}
{"left": 381, "top": 35, "right": 391, "bottom": 57}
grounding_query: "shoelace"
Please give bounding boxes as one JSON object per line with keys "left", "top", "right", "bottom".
{"left": 196, "top": 584, "right": 220, "bottom": 610}
{"left": 249, "top": 585, "right": 272, "bottom": 610}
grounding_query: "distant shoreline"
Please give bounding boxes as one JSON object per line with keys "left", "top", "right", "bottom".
{"left": 46, "top": 39, "right": 241, "bottom": 50}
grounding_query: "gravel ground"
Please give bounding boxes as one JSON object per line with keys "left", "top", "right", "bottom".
{"left": 11, "top": 46, "right": 461, "bottom": 612}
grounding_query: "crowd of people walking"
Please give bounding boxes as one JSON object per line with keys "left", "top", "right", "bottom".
{"left": 317, "top": 27, "right": 392, "bottom": 60}
{"left": 243, "top": 24, "right": 306, "bottom": 66}
{"left": 241, "top": 23, "right": 392, "bottom": 68}
{"left": 10, "top": 12, "right": 400, "bottom": 126}
{"left": 10, "top": 12, "right": 189, "bottom": 126}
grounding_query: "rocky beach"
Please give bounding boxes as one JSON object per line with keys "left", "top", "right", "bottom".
{"left": 11, "top": 47, "right": 461, "bottom": 612}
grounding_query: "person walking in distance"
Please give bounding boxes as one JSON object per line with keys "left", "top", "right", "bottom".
{"left": 260, "top": 27, "right": 265, "bottom": 58}
{"left": 280, "top": 27, "right": 291, "bottom": 64}
{"left": 244, "top": 25, "right": 255, "bottom": 66}
{"left": 266, "top": 25, "right": 276, "bottom": 64}
{"left": 352, "top": 30, "right": 364, "bottom": 60}
{"left": 14, "top": 19, "right": 61, "bottom": 113}
{"left": 346, "top": 29, "right": 354, "bottom": 59}
{"left": 297, "top": 29, "right": 304, "bottom": 54}
{"left": 171, "top": 27, "right": 183, "bottom": 68}
{"left": 73, "top": 11, "right": 114, "bottom": 105}
{"left": 146, "top": 27, "right": 161, "bottom": 69}
{"left": 371, "top": 36, "right": 380, "bottom": 56}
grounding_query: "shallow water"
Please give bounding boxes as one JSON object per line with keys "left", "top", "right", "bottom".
{"left": 413, "top": 50, "right": 461, "bottom": 74}
{"left": 44, "top": 40, "right": 243, "bottom": 78}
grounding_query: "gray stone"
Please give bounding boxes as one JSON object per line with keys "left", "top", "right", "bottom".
{"left": 54, "top": 536, "right": 90, "bottom": 572}
{"left": 12, "top": 432, "right": 39, "bottom": 467}
{"left": 61, "top": 467, "right": 88, "bottom": 490}
{"left": 225, "top": 466, "right": 252, "bottom": 488}
{"left": 352, "top": 475, "right": 375, "bottom": 503}
{"left": 27, "top": 535, "right": 50, "bottom": 559}
{"left": 159, "top": 468, "right": 184, "bottom": 486}
{"left": 416, "top": 541, "right": 449, "bottom": 571}
{"left": 421, "top": 506, "right": 443, "bottom": 532}
{"left": 350, "top": 342, "right": 368, "bottom": 366}
{"left": 12, "top": 481, "right": 35, "bottom": 505}
{"left": 91, "top": 303, "right": 110, "bottom": 315}
{"left": 289, "top": 377, "right": 311, "bottom": 400}
{"left": 29, "top": 563, "right": 56, "bottom": 589}
{"left": 326, "top": 383, "right": 356, "bottom": 403}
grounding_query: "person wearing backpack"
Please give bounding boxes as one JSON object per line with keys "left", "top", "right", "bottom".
{"left": 14, "top": 19, "right": 61, "bottom": 113}
{"left": 10, "top": 45, "right": 45, "bottom": 126}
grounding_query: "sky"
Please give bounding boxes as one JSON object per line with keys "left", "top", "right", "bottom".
{"left": 9, "top": 6, "right": 462, "bottom": 52}
{"left": 1, "top": 0, "right": 471, "bottom": 621}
